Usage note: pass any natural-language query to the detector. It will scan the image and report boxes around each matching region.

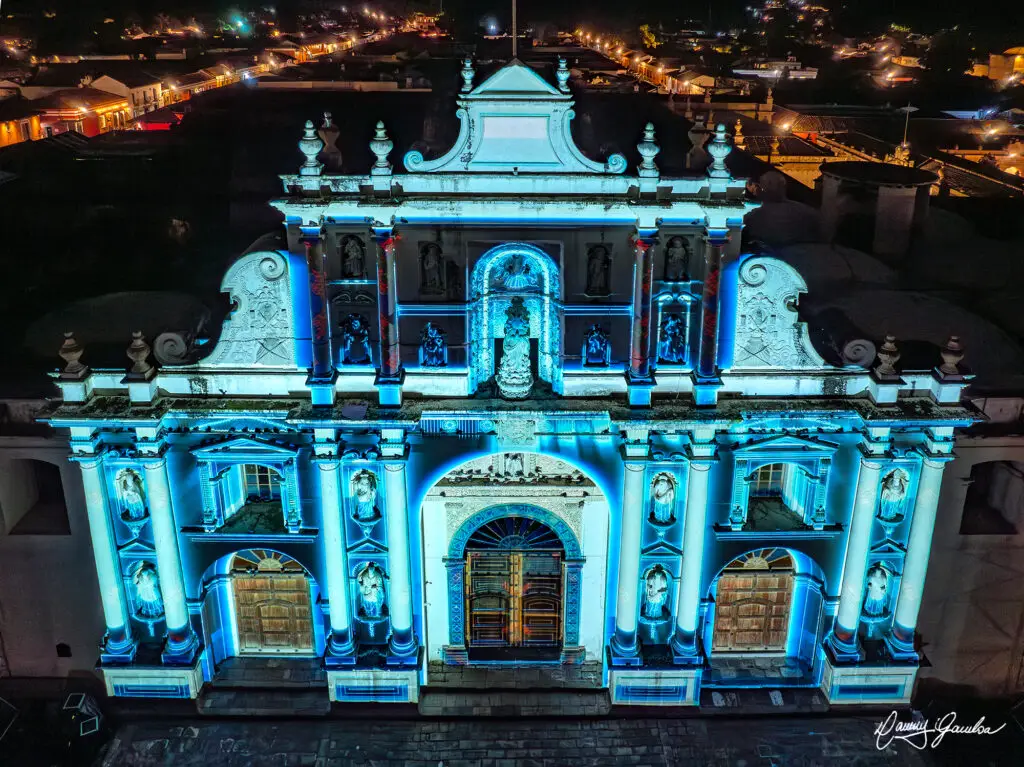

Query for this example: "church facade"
[47,60,975,707]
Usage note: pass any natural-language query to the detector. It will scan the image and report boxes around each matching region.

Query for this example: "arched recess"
[198,548,324,673]
[445,504,583,662]
[703,547,827,686]
[468,242,563,394]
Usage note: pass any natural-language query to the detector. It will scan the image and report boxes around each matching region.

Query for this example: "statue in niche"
[340,313,372,364]
[340,236,366,279]
[350,470,380,522]
[642,566,670,619]
[357,562,386,618]
[664,237,690,282]
[420,243,445,294]
[879,468,910,521]
[495,297,534,399]
[658,313,687,363]
[651,473,677,524]
[116,468,148,521]
[419,322,447,367]
[583,324,610,366]
[504,452,525,478]
[862,564,890,617]
[586,246,611,295]
[133,563,164,619]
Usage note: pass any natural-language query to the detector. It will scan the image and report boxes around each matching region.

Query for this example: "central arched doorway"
[465,515,565,659]
[230,549,314,655]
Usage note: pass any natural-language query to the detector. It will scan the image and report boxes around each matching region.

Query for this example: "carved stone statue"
[117,469,148,521]
[651,473,677,524]
[420,243,444,294]
[586,246,611,295]
[350,470,380,522]
[583,324,610,366]
[862,564,890,617]
[494,254,538,291]
[495,297,534,399]
[879,468,910,521]
[504,452,525,477]
[357,562,386,618]
[420,322,447,367]
[664,237,690,281]
[340,313,372,364]
[133,563,164,619]
[642,566,670,619]
[658,313,687,364]
[341,236,366,279]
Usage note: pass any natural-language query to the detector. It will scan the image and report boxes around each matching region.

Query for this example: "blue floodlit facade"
[47,60,975,707]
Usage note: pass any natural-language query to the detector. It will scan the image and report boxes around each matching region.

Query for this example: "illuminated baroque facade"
[48,60,974,707]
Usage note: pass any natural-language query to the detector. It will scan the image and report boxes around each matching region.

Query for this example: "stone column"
[827,453,883,661]
[671,459,713,663]
[697,233,728,379]
[626,232,656,407]
[317,461,356,663]
[384,458,417,663]
[143,459,198,663]
[610,460,646,664]
[887,455,948,659]
[78,456,135,662]
[303,236,332,379]
[374,230,404,407]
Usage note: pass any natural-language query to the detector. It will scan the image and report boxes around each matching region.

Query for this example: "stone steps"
[197,688,331,717]
[418,687,612,717]
[698,687,830,715]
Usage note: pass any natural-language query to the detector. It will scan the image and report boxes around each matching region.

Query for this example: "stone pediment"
[870,538,907,555]
[190,436,298,461]
[733,434,838,457]
[403,60,626,175]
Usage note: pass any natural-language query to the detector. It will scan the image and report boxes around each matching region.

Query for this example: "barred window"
[751,464,785,497]
[243,464,282,501]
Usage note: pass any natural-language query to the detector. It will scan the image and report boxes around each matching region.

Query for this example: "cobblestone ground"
[99,716,949,767]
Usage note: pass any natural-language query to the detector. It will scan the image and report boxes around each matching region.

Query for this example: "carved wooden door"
[712,570,792,652]
[466,551,562,649]
[233,572,314,654]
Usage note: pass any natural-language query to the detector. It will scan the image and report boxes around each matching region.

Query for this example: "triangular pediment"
[118,538,156,556]
[348,537,387,555]
[191,436,298,460]
[734,434,838,456]
[642,540,683,557]
[194,416,289,432]
[468,60,562,98]
[870,538,907,555]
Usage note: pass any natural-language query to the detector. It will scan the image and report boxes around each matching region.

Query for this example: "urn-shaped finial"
[637,122,660,178]
[298,119,324,176]
[939,335,965,376]
[369,120,393,176]
[875,335,901,378]
[127,331,154,377]
[59,331,87,378]
[707,123,732,179]
[556,57,570,92]
[461,57,475,92]
[733,118,745,149]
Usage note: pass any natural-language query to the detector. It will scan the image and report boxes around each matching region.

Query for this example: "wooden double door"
[232,571,314,654]
[466,550,563,652]
[712,569,793,653]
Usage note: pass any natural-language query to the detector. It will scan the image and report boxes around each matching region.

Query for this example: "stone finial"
[318,111,342,170]
[298,119,324,176]
[59,332,87,378]
[637,122,660,178]
[369,120,393,176]
[684,98,693,120]
[875,335,901,378]
[939,336,965,376]
[707,123,732,179]
[770,135,780,156]
[460,57,475,92]
[734,118,745,150]
[556,57,570,93]
[126,331,154,378]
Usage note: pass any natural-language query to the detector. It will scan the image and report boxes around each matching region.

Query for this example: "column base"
[375,369,406,408]
[608,634,642,667]
[387,631,419,667]
[825,630,863,664]
[670,631,705,666]
[560,646,586,664]
[624,370,656,408]
[691,373,723,407]
[161,630,200,666]
[884,625,919,661]
[325,631,358,667]
[100,629,137,665]
[307,370,338,406]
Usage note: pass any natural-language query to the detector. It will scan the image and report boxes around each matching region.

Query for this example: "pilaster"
[626,229,657,408]
[373,228,404,407]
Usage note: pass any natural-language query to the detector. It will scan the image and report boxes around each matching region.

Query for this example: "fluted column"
[626,231,657,407]
[827,452,883,661]
[317,461,356,663]
[887,455,949,659]
[374,229,404,407]
[78,456,135,662]
[671,459,713,663]
[143,459,198,663]
[610,460,646,664]
[384,458,417,662]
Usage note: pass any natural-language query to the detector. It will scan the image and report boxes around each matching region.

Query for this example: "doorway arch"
[446,504,583,662]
